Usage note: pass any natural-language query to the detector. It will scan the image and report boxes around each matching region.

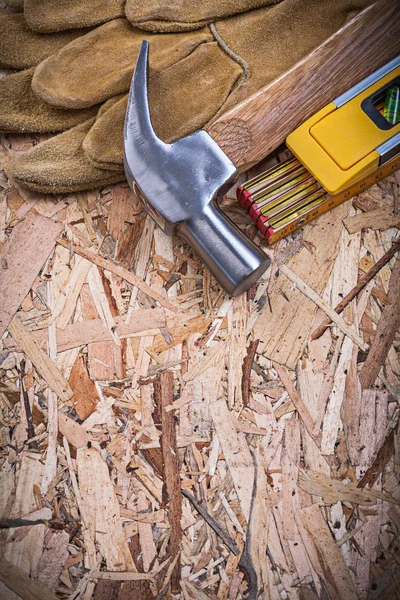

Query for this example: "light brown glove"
[5,20,240,192]
[24,0,125,32]
[125,0,281,32]
[211,0,372,116]
[6,0,373,194]
[0,14,91,69]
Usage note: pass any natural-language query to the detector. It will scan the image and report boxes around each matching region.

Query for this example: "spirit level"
[238,56,400,245]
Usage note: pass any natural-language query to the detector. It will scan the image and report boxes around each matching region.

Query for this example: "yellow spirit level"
[238,56,400,244]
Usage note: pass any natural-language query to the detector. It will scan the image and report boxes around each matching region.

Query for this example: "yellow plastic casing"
[286,66,400,194]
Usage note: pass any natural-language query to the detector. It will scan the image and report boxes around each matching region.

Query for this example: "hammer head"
[123,41,237,235]
[124,41,270,297]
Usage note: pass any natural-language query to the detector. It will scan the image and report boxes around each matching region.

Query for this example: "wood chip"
[254,204,349,368]
[295,504,358,600]
[343,205,400,233]
[0,557,59,600]
[77,447,136,572]
[8,316,73,402]
[0,212,62,337]
[359,253,400,389]
[155,370,182,593]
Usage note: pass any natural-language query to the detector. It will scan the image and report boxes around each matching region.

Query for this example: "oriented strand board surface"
[1,132,400,599]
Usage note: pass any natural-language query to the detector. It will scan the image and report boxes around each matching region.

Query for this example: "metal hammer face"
[123,41,270,297]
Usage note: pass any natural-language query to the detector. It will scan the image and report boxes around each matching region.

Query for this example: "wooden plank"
[312,239,400,340]
[0,212,62,337]
[210,396,254,522]
[298,470,397,506]
[68,354,100,420]
[36,531,69,592]
[154,370,182,593]
[273,362,315,440]
[297,358,330,475]
[279,263,366,352]
[343,206,400,234]
[57,410,92,449]
[51,254,92,330]
[3,308,166,353]
[0,456,50,600]
[227,295,247,410]
[207,0,400,170]
[81,281,124,381]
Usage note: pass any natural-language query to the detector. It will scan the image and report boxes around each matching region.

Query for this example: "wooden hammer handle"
[206,0,400,171]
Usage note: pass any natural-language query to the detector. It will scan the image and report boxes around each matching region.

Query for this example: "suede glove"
[91,0,373,168]
[6,20,241,192]
[0,14,91,69]
[5,0,373,194]
[83,41,242,170]
[24,0,125,33]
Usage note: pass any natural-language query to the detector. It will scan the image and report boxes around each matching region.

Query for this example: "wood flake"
[0,212,62,337]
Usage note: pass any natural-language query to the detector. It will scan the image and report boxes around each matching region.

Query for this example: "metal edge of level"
[333,55,400,107]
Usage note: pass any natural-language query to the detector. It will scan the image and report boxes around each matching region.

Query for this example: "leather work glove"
[4,18,240,192]
[84,0,373,172]
[82,42,241,171]
[2,0,372,194]
[0,14,91,69]
[23,0,125,32]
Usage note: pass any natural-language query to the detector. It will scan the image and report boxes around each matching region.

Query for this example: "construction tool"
[124,41,270,297]
[238,56,400,245]
[123,0,399,296]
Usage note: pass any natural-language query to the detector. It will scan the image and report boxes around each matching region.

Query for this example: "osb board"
[1,134,400,600]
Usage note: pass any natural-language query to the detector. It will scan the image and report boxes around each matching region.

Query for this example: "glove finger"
[9,117,125,194]
[24,0,125,33]
[83,42,242,170]
[125,0,282,33]
[32,19,213,109]
[0,14,91,69]
[0,68,99,133]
